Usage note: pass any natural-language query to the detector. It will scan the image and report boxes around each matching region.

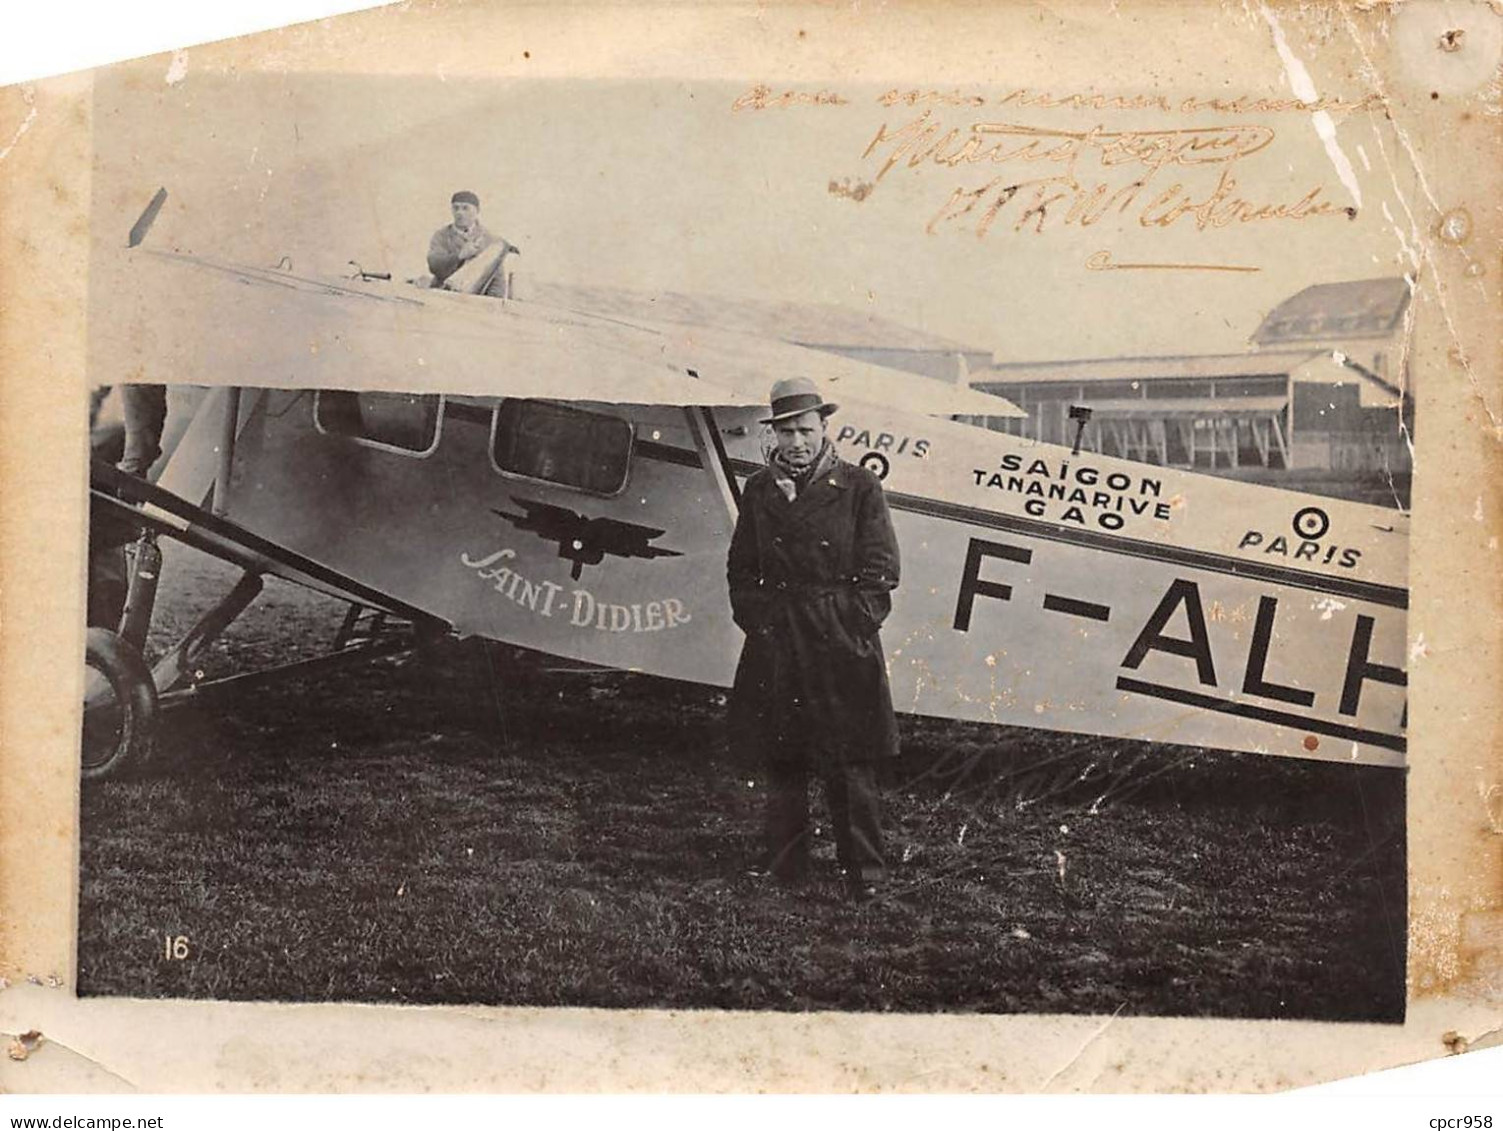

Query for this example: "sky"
[88,22,1425,365]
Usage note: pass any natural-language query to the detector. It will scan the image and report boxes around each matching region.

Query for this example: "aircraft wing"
[523,296,1026,419]
[90,246,1024,419]
[90,247,757,408]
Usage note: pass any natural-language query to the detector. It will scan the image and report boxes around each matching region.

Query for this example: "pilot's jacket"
[727,457,901,765]
[427,221,496,286]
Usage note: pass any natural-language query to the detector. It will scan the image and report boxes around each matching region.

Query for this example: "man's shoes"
[746,856,808,885]
[846,876,882,903]
[840,863,887,903]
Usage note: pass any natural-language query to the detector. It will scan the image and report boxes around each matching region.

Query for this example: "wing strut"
[212,387,243,515]
[683,405,740,524]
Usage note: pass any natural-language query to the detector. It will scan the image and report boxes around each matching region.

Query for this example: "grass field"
[76,545,1406,1020]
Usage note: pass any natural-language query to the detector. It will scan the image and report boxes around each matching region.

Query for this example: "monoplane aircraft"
[82,196,1409,779]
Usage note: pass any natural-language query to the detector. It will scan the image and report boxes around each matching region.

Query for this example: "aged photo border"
[3,0,1501,1092]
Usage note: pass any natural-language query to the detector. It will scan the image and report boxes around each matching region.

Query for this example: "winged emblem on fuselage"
[491,497,683,580]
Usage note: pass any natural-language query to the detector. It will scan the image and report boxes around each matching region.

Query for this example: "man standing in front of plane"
[727,377,902,902]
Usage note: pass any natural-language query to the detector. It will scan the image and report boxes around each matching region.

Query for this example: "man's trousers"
[765,754,885,884]
[120,384,168,477]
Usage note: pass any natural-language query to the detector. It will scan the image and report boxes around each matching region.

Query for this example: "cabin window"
[313,391,444,456]
[490,400,633,496]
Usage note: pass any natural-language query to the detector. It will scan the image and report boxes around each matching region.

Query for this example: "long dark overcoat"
[727,457,902,765]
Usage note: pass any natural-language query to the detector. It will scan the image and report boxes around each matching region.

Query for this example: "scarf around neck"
[771,438,837,501]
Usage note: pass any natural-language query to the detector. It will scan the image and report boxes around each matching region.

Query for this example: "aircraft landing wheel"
[81,627,159,781]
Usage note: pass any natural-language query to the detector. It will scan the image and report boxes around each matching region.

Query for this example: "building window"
[490,400,633,496]
[313,391,444,456]
[1211,376,1287,398]
[1146,380,1213,399]
[1083,380,1145,400]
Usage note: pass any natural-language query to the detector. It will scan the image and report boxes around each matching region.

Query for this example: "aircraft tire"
[81,627,159,781]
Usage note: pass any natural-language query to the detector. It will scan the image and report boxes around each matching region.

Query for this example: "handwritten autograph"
[863,115,1275,179]
[862,113,1349,238]
[728,85,1366,252]
[921,168,1344,237]
[731,83,1383,115]
[878,88,1384,115]
[732,85,849,111]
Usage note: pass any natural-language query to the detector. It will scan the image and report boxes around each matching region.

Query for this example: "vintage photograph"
[71,44,1424,1024]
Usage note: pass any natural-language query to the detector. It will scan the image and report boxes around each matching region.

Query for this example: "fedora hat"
[761,377,838,424]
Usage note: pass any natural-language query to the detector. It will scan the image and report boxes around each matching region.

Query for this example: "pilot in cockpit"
[425,190,516,297]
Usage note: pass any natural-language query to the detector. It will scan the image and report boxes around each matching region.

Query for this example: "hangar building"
[967,277,1413,479]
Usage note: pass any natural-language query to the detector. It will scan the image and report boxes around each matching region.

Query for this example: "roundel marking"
[1292,506,1330,541]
